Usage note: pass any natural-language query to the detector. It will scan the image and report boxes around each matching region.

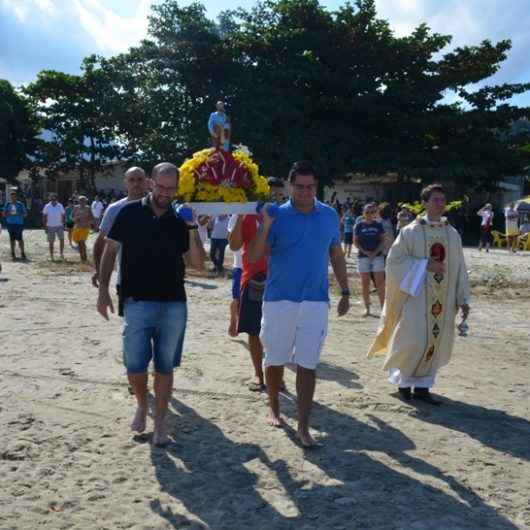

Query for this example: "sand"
[0,230,529,530]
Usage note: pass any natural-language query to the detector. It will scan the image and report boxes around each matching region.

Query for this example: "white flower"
[233,144,252,157]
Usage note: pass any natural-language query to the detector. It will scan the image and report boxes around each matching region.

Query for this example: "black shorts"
[66,221,74,229]
[344,232,353,245]
[237,274,266,336]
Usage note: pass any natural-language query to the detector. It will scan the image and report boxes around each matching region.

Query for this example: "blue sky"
[1,0,529,107]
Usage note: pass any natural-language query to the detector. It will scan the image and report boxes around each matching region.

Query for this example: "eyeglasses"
[153,182,178,194]
[293,184,316,192]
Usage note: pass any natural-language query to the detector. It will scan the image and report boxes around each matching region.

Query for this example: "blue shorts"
[123,299,187,374]
[7,224,24,242]
[232,267,242,300]
[358,255,385,274]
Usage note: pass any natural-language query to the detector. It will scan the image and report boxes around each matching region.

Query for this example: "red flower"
[194,150,251,189]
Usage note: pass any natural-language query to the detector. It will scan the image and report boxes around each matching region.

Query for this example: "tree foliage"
[0,79,39,183]
[22,0,530,191]
[24,64,125,191]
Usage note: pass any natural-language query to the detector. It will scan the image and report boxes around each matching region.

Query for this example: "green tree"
[64,0,530,191]
[25,64,125,192]
[0,80,39,183]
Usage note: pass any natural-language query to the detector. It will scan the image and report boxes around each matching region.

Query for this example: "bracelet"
[341,288,351,297]
[187,224,199,230]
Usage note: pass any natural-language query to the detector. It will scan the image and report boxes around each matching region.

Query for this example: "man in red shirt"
[228,177,285,391]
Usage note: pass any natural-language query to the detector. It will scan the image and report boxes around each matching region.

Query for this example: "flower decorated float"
[176,102,270,215]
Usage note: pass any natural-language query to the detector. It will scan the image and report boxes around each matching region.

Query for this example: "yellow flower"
[177,146,270,203]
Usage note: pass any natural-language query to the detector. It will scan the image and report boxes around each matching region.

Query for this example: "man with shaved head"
[92,166,148,288]
[97,162,205,445]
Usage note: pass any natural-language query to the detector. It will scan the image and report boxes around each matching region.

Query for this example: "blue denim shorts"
[358,255,385,274]
[231,267,242,300]
[122,299,187,374]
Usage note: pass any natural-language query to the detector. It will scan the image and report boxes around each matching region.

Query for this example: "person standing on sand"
[91,167,148,288]
[91,195,104,232]
[354,203,386,317]
[504,202,519,253]
[477,203,494,252]
[64,199,75,247]
[42,193,65,261]
[72,196,94,262]
[2,190,28,261]
[341,206,355,258]
[97,162,205,446]
[368,184,470,405]
[210,215,229,276]
[248,161,350,447]
[228,177,286,392]
[227,214,243,338]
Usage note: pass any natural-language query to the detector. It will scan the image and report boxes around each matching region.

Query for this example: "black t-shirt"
[108,197,190,302]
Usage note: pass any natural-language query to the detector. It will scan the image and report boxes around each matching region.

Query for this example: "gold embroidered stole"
[413,221,449,377]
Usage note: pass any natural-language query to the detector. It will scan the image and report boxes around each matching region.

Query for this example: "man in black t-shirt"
[97,162,205,446]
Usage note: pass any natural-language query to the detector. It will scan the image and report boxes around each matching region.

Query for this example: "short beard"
[152,194,170,211]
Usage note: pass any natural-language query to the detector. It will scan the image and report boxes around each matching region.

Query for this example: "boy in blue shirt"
[3,190,27,260]
[247,161,351,447]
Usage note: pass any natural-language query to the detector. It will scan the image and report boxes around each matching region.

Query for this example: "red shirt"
[241,214,268,288]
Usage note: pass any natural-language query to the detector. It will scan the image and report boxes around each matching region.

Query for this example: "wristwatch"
[341,288,351,297]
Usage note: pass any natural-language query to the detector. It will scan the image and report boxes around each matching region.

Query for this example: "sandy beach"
[1,230,529,530]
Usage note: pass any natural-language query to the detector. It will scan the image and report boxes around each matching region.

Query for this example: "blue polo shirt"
[265,199,340,303]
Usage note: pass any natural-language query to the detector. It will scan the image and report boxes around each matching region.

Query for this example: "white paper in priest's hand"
[400,259,428,297]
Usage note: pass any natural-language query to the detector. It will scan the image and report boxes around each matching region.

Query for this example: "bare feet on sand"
[362,309,371,318]
[130,407,147,433]
[266,409,282,427]
[153,421,169,446]
[297,429,320,448]
[228,320,238,337]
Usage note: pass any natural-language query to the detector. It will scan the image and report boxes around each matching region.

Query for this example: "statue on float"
[208,101,231,152]
[176,100,269,215]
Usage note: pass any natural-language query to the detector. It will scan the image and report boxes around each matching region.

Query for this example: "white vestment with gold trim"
[367,216,470,388]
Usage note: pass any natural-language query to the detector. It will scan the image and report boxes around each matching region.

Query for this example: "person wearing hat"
[477,203,494,252]
[42,193,66,260]
[72,196,94,261]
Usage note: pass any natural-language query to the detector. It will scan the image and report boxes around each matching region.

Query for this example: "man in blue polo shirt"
[248,160,351,447]
[2,190,28,260]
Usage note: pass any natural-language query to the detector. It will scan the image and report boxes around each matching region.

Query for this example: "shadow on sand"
[148,396,518,529]
[411,397,530,463]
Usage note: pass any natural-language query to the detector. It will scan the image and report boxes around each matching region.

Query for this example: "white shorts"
[260,301,329,370]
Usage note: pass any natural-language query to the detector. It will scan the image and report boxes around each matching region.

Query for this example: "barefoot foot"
[266,410,282,428]
[228,320,238,337]
[130,407,147,433]
[297,430,320,448]
[153,422,169,446]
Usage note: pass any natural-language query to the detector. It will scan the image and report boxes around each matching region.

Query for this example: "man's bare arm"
[92,232,111,287]
[330,243,351,317]
[97,239,119,320]
[247,206,273,263]
[330,244,349,291]
[228,215,244,251]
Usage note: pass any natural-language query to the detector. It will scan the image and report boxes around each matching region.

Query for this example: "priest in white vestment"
[368,184,470,404]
